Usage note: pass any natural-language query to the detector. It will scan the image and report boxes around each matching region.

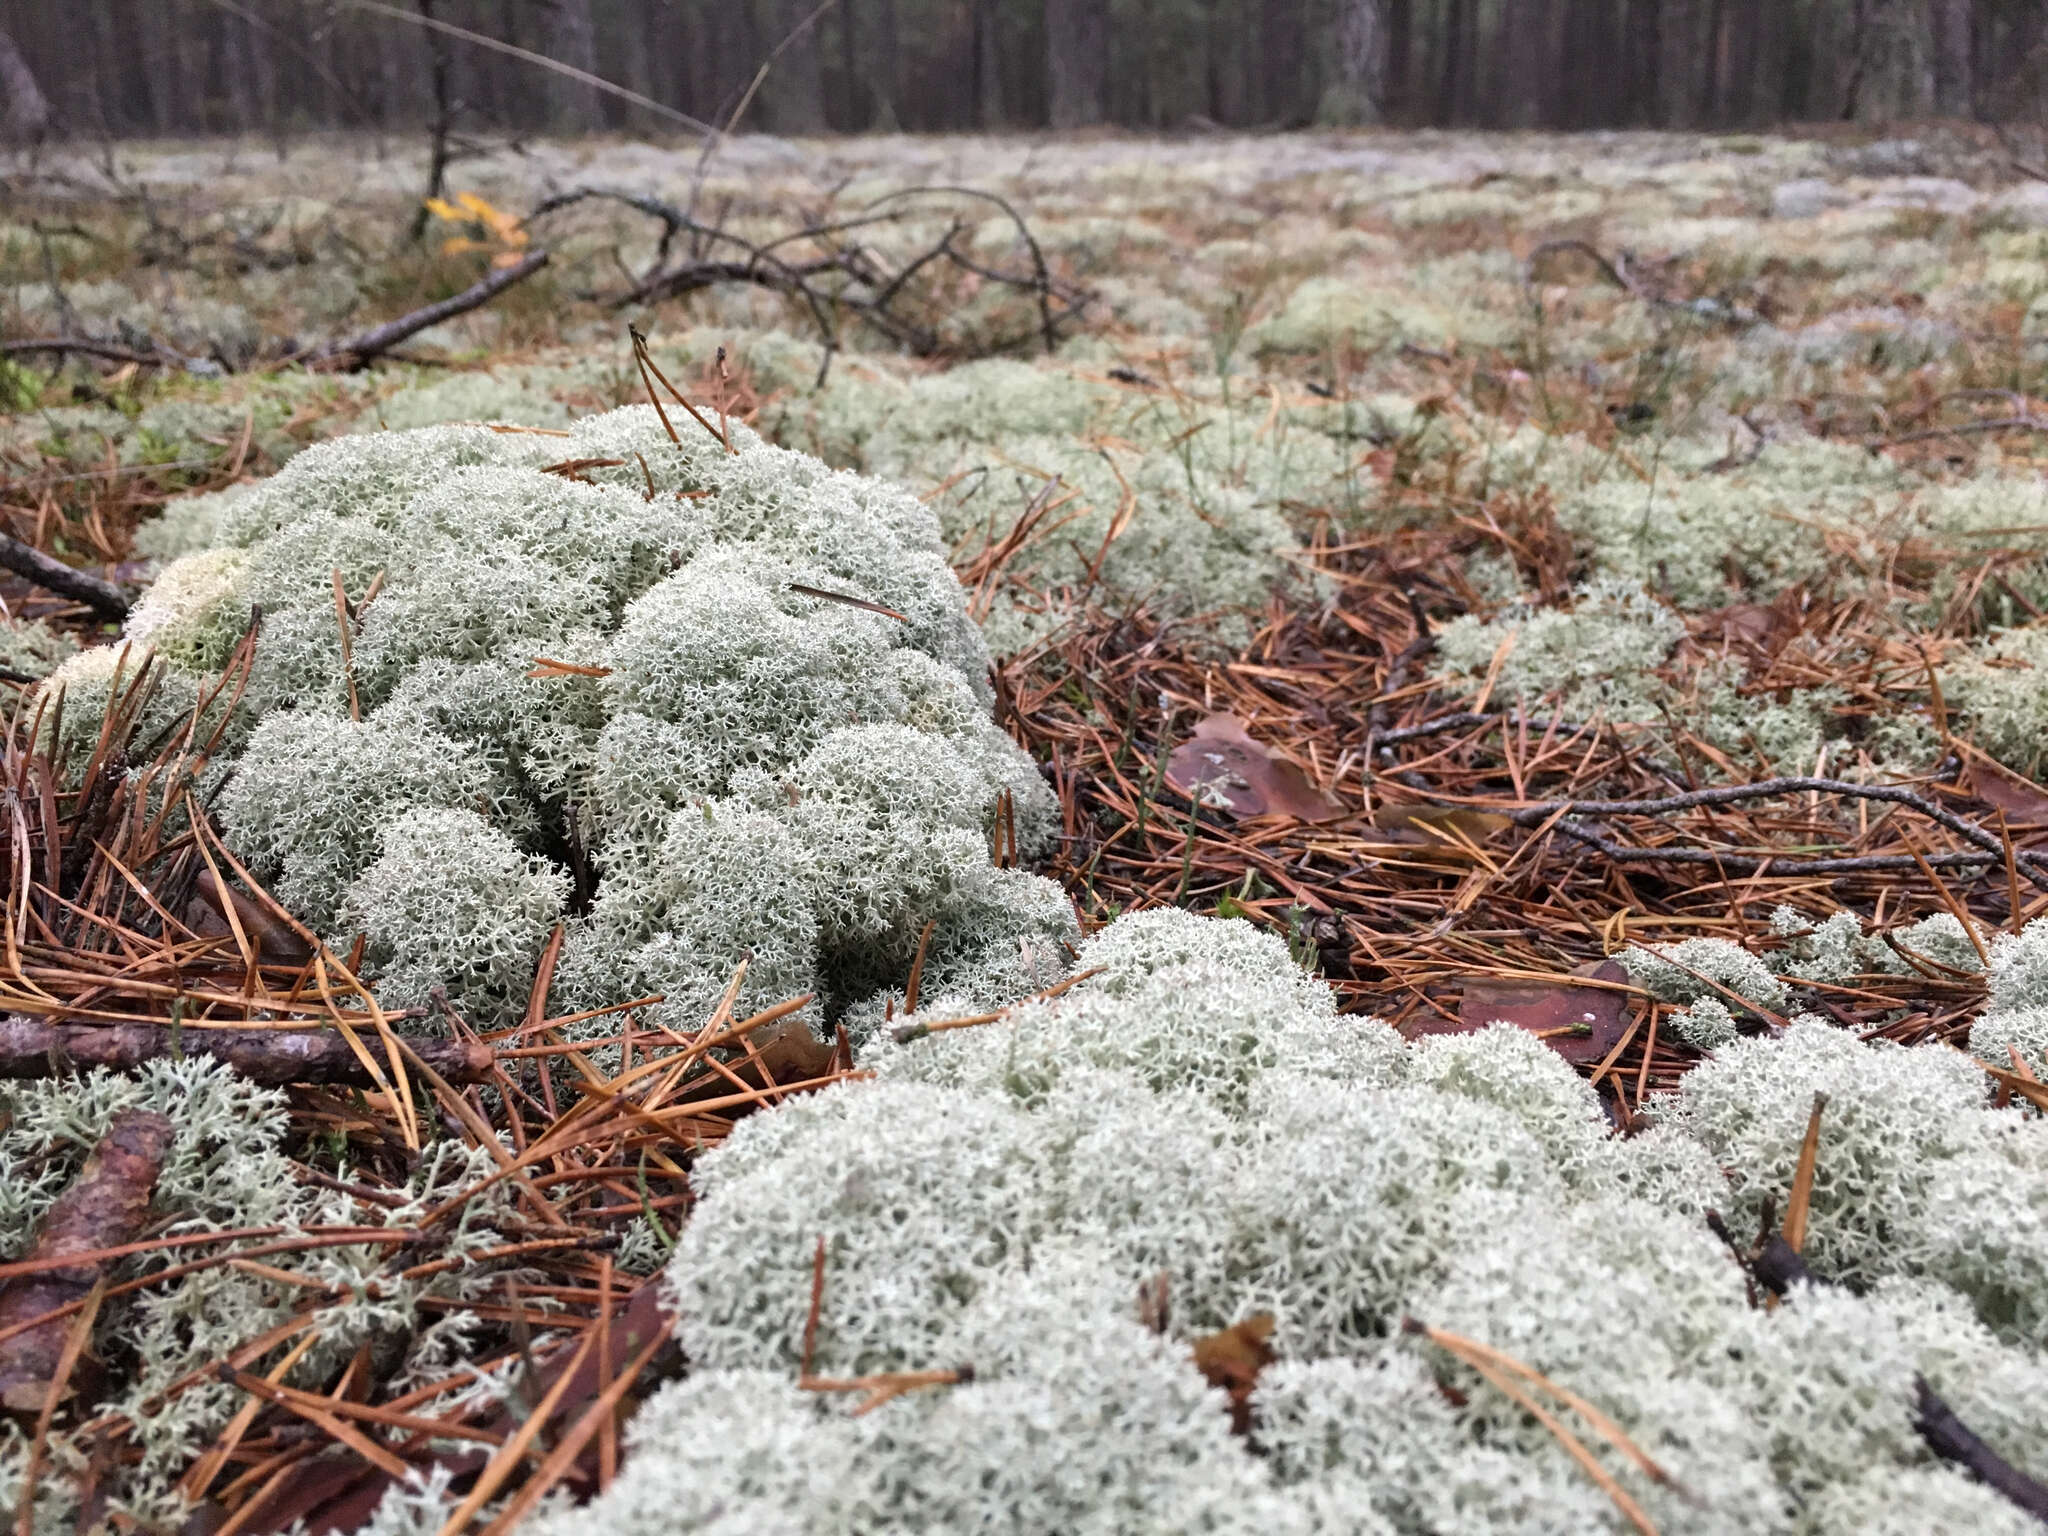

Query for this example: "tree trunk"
[1046,0,1108,127]
[872,0,900,127]
[756,0,829,133]
[1435,0,1475,124]
[1496,0,1552,128]
[974,0,1006,127]
[546,0,602,132]
[1623,0,1662,124]
[0,21,51,141]
[1930,0,1973,118]
[1656,0,1699,126]
[1851,0,1934,121]
[1260,0,1305,123]
[1383,0,1412,120]
[1319,0,1387,124]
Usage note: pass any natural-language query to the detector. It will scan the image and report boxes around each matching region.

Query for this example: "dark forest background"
[0,0,2043,145]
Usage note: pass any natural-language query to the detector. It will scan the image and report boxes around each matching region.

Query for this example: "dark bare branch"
[0,532,132,620]
[303,250,549,370]
[0,1018,495,1087]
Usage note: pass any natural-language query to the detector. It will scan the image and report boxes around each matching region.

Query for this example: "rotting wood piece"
[0,1018,494,1086]
[0,1109,172,1414]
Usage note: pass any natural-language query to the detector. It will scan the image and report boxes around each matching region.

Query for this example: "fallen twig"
[1498,776,2048,890]
[0,1017,495,1086]
[0,336,167,367]
[0,531,131,619]
[302,250,549,370]
[1710,1148,2048,1526]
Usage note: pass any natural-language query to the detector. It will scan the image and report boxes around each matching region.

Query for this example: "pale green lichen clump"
[94,408,1072,1033]
[511,908,2048,1536]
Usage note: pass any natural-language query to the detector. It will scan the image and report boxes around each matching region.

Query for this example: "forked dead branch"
[525,185,1091,379]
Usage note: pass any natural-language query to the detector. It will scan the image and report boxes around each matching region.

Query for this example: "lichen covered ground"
[5,125,2048,1533]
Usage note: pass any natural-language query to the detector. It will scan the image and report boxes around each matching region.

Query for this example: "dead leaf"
[1961,753,2048,827]
[1192,1313,1276,1435]
[675,1019,836,1103]
[1165,715,1342,823]
[1695,602,1787,650]
[1370,804,1514,845]
[185,867,312,964]
[1405,959,1632,1067]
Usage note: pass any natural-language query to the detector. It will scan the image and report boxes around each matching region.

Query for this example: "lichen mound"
[521,909,2048,1536]
[106,408,1070,1032]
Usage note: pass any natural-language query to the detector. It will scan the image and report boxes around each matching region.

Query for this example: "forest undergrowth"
[3,123,2048,1534]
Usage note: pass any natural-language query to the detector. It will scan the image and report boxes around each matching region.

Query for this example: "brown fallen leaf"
[1165,715,1342,823]
[1192,1312,1276,1435]
[1694,601,1788,650]
[1404,959,1633,1067]
[184,866,313,964]
[1370,804,1515,843]
[1960,752,2048,827]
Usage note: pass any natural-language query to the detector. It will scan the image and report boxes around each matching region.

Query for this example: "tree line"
[1,0,2043,145]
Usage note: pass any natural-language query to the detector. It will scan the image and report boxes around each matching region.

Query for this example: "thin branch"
[0,1017,495,1086]
[1494,776,2048,889]
[302,249,548,369]
[0,532,131,619]
[330,0,723,138]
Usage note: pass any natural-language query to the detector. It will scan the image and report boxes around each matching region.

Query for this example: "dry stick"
[304,250,549,370]
[0,337,167,366]
[903,918,936,1016]
[331,567,361,721]
[1493,774,2048,889]
[1780,1094,1826,1259]
[890,967,1105,1044]
[1709,1174,2048,1525]
[0,532,130,620]
[788,582,909,622]
[714,0,840,140]
[0,1016,493,1085]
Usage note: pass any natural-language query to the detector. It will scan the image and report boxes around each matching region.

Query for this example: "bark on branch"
[0,1110,171,1414]
[0,1018,494,1087]
[303,250,550,370]
[0,532,132,620]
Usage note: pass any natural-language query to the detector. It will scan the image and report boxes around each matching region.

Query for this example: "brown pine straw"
[1404,1317,1682,1536]
[0,641,868,1529]
[990,503,2044,1113]
[796,1234,972,1417]
[1781,1094,1828,1258]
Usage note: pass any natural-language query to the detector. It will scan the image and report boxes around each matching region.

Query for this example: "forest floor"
[3,121,2048,1527]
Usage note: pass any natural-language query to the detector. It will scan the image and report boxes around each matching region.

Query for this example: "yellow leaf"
[441,236,487,256]
[423,197,466,223]
[491,250,527,269]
